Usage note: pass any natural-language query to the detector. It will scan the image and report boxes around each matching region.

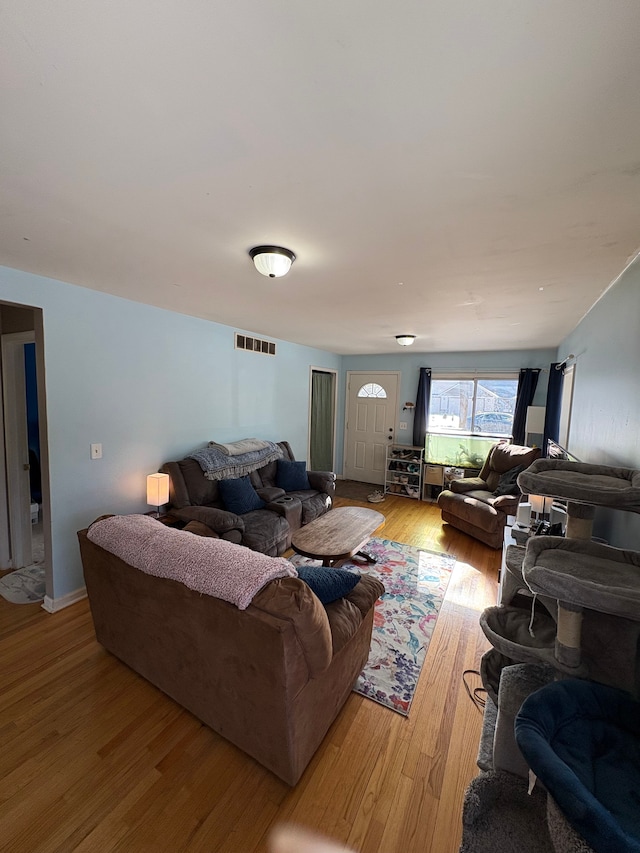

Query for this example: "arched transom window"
[357,382,387,398]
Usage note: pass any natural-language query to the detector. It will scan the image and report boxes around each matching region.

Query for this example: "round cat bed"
[522,536,640,621]
[480,604,561,670]
[515,678,640,853]
[518,460,640,512]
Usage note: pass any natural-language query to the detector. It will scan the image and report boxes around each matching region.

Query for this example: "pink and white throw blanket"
[87,514,297,610]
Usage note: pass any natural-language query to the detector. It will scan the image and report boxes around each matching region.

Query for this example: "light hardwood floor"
[0,495,500,853]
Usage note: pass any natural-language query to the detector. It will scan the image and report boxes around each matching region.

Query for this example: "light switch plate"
[399,422,408,430]
[90,443,102,459]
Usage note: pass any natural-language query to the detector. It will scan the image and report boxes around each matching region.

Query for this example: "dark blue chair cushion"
[295,566,360,604]
[218,475,265,515]
[276,459,310,491]
[515,678,640,853]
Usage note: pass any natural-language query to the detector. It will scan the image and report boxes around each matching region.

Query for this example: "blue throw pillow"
[218,476,265,514]
[295,566,360,604]
[276,459,311,491]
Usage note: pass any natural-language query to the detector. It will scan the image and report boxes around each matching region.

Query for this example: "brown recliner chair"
[437,441,541,549]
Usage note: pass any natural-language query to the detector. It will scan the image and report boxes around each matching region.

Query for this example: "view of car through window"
[428,377,517,436]
[468,412,513,434]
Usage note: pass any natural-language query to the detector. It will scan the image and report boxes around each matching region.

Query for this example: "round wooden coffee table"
[290,506,385,567]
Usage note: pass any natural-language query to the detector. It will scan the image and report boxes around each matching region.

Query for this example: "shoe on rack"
[367,490,386,503]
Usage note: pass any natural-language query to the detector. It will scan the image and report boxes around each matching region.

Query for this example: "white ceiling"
[1,1,640,355]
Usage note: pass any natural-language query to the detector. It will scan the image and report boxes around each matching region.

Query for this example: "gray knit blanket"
[189,441,283,481]
[209,438,270,456]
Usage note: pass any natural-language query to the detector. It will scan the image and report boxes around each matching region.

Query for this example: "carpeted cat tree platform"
[460,459,640,853]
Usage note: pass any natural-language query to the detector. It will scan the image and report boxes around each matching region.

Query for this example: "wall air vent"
[235,333,277,356]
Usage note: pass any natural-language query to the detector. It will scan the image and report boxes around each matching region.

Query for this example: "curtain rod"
[555,353,577,370]
[431,367,547,374]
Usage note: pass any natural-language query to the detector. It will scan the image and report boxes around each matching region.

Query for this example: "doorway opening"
[0,302,50,606]
[308,368,337,472]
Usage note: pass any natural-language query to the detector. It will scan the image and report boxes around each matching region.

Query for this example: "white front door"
[344,372,399,484]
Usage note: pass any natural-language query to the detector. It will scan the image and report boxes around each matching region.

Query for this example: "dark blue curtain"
[24,343,42,503]
[511,368,540,445]
[543,363,564,455]
[413,368,431,448]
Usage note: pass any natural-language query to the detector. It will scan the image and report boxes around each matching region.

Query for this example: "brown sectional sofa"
[78,517,384,786]
[161,440,335,556]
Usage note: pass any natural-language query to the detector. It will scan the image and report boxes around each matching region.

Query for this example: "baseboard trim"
[42,586,87,613]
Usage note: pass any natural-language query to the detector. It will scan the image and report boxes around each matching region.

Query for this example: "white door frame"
[1,331,34,569]
[343,370,400,483]
[0,351,10,568]
[559,364,575,449]
[307,366,338,470]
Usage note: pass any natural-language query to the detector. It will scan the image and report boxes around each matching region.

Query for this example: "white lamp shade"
[396,335,416,346]
[529,494,547,515]
[249,246,295,277]
[147,473,169,507]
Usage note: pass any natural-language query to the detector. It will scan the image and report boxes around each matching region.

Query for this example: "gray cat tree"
[460,458,640,853]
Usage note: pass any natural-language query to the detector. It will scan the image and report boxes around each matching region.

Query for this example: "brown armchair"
[437,441,541,549]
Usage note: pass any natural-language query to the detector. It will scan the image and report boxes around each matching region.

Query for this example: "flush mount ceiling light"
[395,335,416,346]
[249,245,296,278]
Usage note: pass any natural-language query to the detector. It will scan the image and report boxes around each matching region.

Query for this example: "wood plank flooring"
[0,495,500,852]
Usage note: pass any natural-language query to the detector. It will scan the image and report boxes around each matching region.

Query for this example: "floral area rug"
[0,565,46,604]
[289,537,455,715]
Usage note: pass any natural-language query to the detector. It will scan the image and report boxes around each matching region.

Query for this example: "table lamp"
[147,472,169,518]
[529,494,548,521]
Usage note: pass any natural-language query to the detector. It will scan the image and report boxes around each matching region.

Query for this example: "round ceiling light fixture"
[249,245,296,278]
[395,334,416,346]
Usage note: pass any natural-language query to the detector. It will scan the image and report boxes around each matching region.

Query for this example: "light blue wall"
[559,256,640,548]
[342,348,556,444]
[0,266,341,599]
[0,261,577,603]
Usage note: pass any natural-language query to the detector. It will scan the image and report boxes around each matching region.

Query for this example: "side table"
[146,511,185,529]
